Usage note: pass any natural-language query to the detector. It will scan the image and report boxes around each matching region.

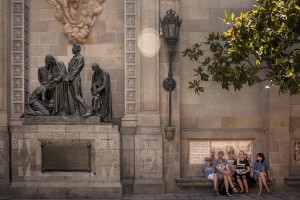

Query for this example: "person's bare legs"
[258,177,262,195]
[213,174,218,191]
[260,173,270,192]
[236,176,244,192]
[242,175,249,194]
[224,176,229,193]
[227,175,238,192]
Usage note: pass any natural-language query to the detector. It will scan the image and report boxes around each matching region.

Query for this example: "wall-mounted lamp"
[160,9,181,140]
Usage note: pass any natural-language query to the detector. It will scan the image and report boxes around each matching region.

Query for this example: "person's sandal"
[258,191,261,196]
[240,189,244,194]
[232,186,238,193]
[245,191,249,195]
[266,187,270,192]
[226,192,232,197]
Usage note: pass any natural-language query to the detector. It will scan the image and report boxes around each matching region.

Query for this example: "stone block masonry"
[9,124,122,199]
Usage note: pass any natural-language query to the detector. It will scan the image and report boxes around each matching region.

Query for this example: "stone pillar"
[131,0,164,194]
[268,86,290,190]
[0,0,10,195]
[10,0,30,125]
[121,0,139,194]
[122,0,138,127]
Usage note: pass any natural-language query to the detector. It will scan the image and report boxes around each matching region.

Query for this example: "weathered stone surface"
[133,178,164,195]
[0,127,9,195]
[9,124,121,199]
[24,116,104,125]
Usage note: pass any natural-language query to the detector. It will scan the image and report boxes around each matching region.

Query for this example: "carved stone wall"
[10,125,122,199]
[10,0,29,123]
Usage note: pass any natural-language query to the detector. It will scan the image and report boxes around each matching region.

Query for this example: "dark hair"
[256,153,265,163]
[45,54,55,63]
[73,44,81,52]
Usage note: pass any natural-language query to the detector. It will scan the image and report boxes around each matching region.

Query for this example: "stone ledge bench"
[284,176,300,191]
[175,177,272,189]
[175,177,213,188]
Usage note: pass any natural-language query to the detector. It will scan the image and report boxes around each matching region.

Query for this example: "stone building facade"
[0,0,299,198]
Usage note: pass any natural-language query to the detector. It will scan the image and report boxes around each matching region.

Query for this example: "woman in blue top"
[253,153,272,195]
[201,157,218,194]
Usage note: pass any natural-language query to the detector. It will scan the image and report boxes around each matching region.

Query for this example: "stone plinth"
[24,116,103,125]
[9,124,122,199]
[133,127,164,194]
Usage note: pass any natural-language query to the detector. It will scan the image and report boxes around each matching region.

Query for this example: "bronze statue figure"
[65,44,92,117]
[20,65,53,117]
[21,46,113,121]
[91,63,112,122]
[45,54,68,115]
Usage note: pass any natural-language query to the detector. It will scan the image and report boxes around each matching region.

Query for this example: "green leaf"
[256,60,261,66]
[183,0,300,95]
[223,10,228,22]
[230,12,235,21]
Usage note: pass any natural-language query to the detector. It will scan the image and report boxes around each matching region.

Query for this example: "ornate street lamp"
[160,9,181,140]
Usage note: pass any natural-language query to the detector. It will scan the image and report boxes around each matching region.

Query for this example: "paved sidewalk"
[1,192,300,200]
[123,192,300,200]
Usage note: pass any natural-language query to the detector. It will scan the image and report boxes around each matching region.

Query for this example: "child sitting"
[201,157,218,195]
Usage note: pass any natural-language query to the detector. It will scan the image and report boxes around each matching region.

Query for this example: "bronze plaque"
[41,143,91,172]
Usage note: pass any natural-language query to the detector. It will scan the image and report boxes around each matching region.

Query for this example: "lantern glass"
[168,23,176,38]
[163,24,169,38]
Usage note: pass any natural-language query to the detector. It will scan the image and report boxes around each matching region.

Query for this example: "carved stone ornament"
[48,0,105,44]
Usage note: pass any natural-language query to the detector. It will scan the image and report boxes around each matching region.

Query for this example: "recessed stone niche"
[189,140,253,165]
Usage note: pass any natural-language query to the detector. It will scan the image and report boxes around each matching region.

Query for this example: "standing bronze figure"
[46,54,68,115]
[91,63,112,122]
[65,44,92,117]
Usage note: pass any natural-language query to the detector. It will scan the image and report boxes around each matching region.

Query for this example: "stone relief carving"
[13,53,22,63]
[13,16,22,26]
[126,78,135,89]
[126,66,135,76]
[126,53,135,63]
[126,28,135,38]
[126,91,135,101]
[13,41,22,51]
[123,0,137,119]
[13,3,22,13]
[127,104,135,114]
[13,28,22,38]
[126,41,135,51]
[294,141,300,162]
[126,3,135,13]
[47,0,105,44]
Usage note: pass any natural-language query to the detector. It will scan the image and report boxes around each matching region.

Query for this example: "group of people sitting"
[201,150,272,197]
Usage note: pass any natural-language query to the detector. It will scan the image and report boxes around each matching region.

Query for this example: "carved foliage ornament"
[48,0,105,44]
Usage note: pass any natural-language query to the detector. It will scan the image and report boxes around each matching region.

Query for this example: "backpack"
[218,181,233,195]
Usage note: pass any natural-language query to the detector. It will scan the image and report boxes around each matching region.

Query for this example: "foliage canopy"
[182,0,300,95]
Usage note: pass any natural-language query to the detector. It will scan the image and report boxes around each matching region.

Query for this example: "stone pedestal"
[9,124,122,199]
[133,127,164,194]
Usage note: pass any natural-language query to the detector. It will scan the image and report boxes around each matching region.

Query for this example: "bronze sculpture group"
[21,44,112,122]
